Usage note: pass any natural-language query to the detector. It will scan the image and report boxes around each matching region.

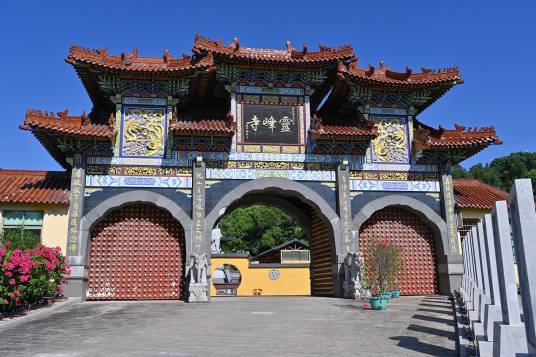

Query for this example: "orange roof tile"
[21,109,115,139]
[453,179,509,210]
[193,34,355,64]
[66,45,213,74]
[0,170,70,205]
[414,124,501,150]
[309,114,377,140]
[342,61,463,87]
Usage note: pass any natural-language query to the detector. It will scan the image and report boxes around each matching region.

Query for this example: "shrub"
[364,236,404,295]
[2,228,41,250]
[0,241,70,311]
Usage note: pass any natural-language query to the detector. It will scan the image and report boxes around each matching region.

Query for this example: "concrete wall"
[0,203,69,253]
[210,256,310,296]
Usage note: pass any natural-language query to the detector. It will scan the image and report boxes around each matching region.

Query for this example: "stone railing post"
[508,179,536,355]
[491,200,527,356]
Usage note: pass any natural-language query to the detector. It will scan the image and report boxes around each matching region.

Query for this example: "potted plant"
[386,242,404,298]
[363,236,403,310]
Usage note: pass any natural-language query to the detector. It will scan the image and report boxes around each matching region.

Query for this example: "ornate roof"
[308,114,377,140]
[193,34,355,65]
[20,109,115,168]
[66,45,214,74]
[170,113,236,136]
[0,170,70,205]
[413,123,502,164]
[21,109,115,139]
[453,179,509,210]
[343,61,463,88]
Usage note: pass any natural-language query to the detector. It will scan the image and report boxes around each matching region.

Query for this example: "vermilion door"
[87,204,185,300]
[359,207,438,295]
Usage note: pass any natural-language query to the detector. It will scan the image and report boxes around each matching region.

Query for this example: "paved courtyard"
[0,295,456,357]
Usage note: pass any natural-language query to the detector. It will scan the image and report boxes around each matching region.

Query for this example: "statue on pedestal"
[343,252,364,299]
[211,226,222,254]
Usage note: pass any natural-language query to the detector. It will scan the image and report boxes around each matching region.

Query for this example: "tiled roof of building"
[453,178,509,210]
[0,170,70,205]
[308,115,377,140]
[415,124,501,149]
[193,34,355,65]
[66,45,214,74]
[342,61,463,87]
[21,109,115,139]
[413,123,502,163]
[170,109,235,136]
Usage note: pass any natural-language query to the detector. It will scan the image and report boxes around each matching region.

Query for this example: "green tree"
[218,204,305,256]
[452,152,536,197]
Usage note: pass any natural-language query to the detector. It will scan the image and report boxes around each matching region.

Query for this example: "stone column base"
[63,265,87,299]
[187,282,208,303]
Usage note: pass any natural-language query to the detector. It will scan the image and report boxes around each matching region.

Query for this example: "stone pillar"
[438,163,463,292]
[491,200,527,356]
[509,179,536,355]
[63,154,87,298]
[187,157,208,302]
[337,161,354,298]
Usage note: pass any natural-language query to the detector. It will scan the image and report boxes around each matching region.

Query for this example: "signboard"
[242,104,299,145]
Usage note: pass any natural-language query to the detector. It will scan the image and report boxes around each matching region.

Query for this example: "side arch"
[352,195,449,258]
[79,190,193,266]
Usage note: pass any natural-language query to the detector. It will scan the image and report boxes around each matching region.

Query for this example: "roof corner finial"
[303,44,308,54]
[163,49,169,63]
[121,50,126,63]
[286,40,292,50]
[130,48,138,58]
[233,37,240,52]
[379,60,386,69]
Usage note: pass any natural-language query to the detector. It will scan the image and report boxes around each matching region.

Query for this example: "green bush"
[2,228,41,250]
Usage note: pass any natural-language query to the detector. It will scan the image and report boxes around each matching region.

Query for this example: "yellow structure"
[210,255,310,296]
[0,203,69,252]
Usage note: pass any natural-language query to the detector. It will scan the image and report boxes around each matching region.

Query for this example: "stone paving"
[0,295,457,357]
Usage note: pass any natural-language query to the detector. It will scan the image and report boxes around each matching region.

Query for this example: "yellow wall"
[211,256,311,296]
[0,203,69,253]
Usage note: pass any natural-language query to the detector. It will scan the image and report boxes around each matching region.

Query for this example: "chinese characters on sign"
[68,155,85,255]
[442,174,459,254]
[338,168,352,253]
[243,104,299,144]
[192,166,205,254]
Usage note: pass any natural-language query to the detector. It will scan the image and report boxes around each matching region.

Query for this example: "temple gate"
[20,35,501,301]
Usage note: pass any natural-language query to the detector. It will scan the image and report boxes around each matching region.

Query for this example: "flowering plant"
[364,236,404,296]
[0,241,70,311]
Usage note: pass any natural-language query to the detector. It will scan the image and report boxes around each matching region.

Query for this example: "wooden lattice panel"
[359,207,438,295]
[88,204,185,300]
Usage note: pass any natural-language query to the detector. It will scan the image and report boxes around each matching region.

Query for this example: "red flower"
[2,299,8,305]
[20,275,31,283]
[5,271,12,277]
[4,240,11,246]
[8,279,16,285]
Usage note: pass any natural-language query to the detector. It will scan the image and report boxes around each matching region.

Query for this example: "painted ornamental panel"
[369,116,410,164]
[121,106,167,158]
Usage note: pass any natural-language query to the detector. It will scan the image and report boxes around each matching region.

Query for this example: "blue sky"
[0,1,534,170]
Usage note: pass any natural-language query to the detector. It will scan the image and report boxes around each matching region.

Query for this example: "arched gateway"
[20,35,501,301]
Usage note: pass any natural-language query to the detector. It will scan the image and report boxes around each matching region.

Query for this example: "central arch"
[205,177,343,297]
